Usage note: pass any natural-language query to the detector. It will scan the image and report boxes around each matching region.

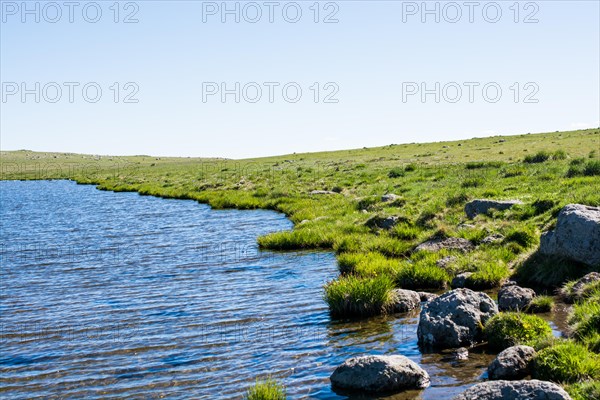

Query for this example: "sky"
[1,0,599,159]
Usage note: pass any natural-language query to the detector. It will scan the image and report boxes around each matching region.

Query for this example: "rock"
[497,285,536,312]
[458,223,476,229]
[391,289,421,313]
[417,288,498,349]
[452,347,469,361]
[310,190,337,195]
[499,139,506,143]
[501,280,518,287]
[487,345,536,380]
[452,380,572,400]
[365,215,409,230]
[330,355,430,393]
[451,272,473,289]
[561,272,600,303]
[436,256,457,269]
[481,233,505,244]
[382,193,401,202]
[464,199,523,219]
[417,292,439,302]
[415,237,474,253]
[539,204,600,267]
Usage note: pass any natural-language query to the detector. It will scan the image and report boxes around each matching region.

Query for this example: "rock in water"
[464,199,523,219]
[539,204,600,267]
[391,289,421,313]
[452,380,572,400]
[497,285,536,311]
[487,345,536,380]
[330,355,430,393]
[417,288,498,348]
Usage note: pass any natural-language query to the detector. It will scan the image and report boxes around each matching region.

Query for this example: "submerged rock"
[497,285,536,311]
[415,237,474,253]
[452,379,572,400]
[330,355,430,393]
[487,345,536,380]
[391,289,421,313]
[539,204,600,267]
[417,288,498,349]
[464,199,523,219]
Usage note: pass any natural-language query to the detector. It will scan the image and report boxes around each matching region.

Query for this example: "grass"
[245,378,286,400]
[566,381,600,400]
[485,312,553,350]
[532,341,600,384]
[525,295,555,313]
[324,275,395,318]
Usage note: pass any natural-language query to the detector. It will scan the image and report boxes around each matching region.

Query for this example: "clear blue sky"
[1,0,599,159]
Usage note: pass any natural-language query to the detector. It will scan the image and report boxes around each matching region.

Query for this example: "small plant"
[446,192,469,207]
[324,275,395,318]
[485,312,553,350]
[533,341,600,383]
[396,263,449,290]
[584,160,600,176]
[245,378,287,400]
[523,150,551,163]
[388,167,405,178]
[404,163,417,172]
[503,227,537,248]
[461,178,483,188]
[526,296,555,313]
[552,149,568,160]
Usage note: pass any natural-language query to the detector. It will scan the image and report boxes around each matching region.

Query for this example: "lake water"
[1,180,499,399]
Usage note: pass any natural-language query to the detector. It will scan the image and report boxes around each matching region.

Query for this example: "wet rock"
[451,272,473,289]
[436,256,457,269]
[452,379,572,400]
[481,233,505,244]
[497,285,536,312]
[415,237,474,253]
[464,199,523,219]
[382,193,401,202]
[539,204,600,267]
[487,345,536,380]
[330,355,430,393]
[391,289,421,313]
[452,347,469,361]
[310,190,338,195]
[417,288,498,349]
[417,292,439,302]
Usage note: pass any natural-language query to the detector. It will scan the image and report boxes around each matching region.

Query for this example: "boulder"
[487,345,536,380]
[417,291,439,302]
[417,288,498,348]
[452,380,572,400]
[415,237,474,253]
[391,289,421,313]
[451,272,473,289]
[539,204,600,267]
[465,199,523,219]
[497,285,536,311]
[382,193,401,202]
[310,190,337,195]
[330,355,430,393]
[481,233,505,244]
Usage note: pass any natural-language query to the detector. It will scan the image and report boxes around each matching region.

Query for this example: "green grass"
[396,263,449,290]
[533,342,600,384]
[485,312,553,350]
[245,378,286,400]
[323,275,395,318]
[525,295,555,313]
[523,150,551,163]
[566,381,600,400]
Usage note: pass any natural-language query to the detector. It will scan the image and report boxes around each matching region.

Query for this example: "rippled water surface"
[1,181,501,399]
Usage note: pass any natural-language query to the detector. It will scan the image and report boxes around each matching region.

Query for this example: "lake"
[1,180,498,399]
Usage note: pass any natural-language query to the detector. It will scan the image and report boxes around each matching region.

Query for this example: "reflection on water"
[0,181,567,399]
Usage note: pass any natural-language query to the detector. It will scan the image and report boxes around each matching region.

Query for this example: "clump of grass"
[465,263,510,289]
[446,192,469,207]
[485,312,553,350]
[258,228,334,250]
[567,159,600,177]
[569,298,600,349]
[566,381,600,400]
[523,150,551,163]
[404,163,417,172]
[525,296,555,313]
[324,275,395,318]
[552,149,568,160]
[465,161,504,169]
[388,167,404,178]
[461,178,483,188]
[503,226,537,248]
[391,223,420,240]
[337,252,399,277]
[245,378,286,400]
[396,263,448,290]
[533,341,600,383]
[515,253,593,289]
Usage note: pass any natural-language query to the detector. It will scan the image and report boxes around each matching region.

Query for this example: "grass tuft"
[324,275,395,318]
[485,312,553,350]
[245,378,286,400]
[533,341,600,383]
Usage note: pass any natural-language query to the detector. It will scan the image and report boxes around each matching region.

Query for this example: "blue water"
[0,180,494,399]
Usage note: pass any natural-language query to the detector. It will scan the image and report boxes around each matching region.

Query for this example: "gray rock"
[415,237,474,253]
[382,193,401,202]
[330,355,430,393]
[451,272,473,289]
[481,233,505,244]
[561,271,600,303]
[391,289,421,313]
[540,204,600,267]
[487,345,536,380]
[436,256,457,269]
[464,199,523,219]
[365,215,409,230]
[417,288,498,349]
[452,380,572,400]
[452,347,469,361]
[497,285,536,311]
[417,292,439,302]
[310,190,337,195]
